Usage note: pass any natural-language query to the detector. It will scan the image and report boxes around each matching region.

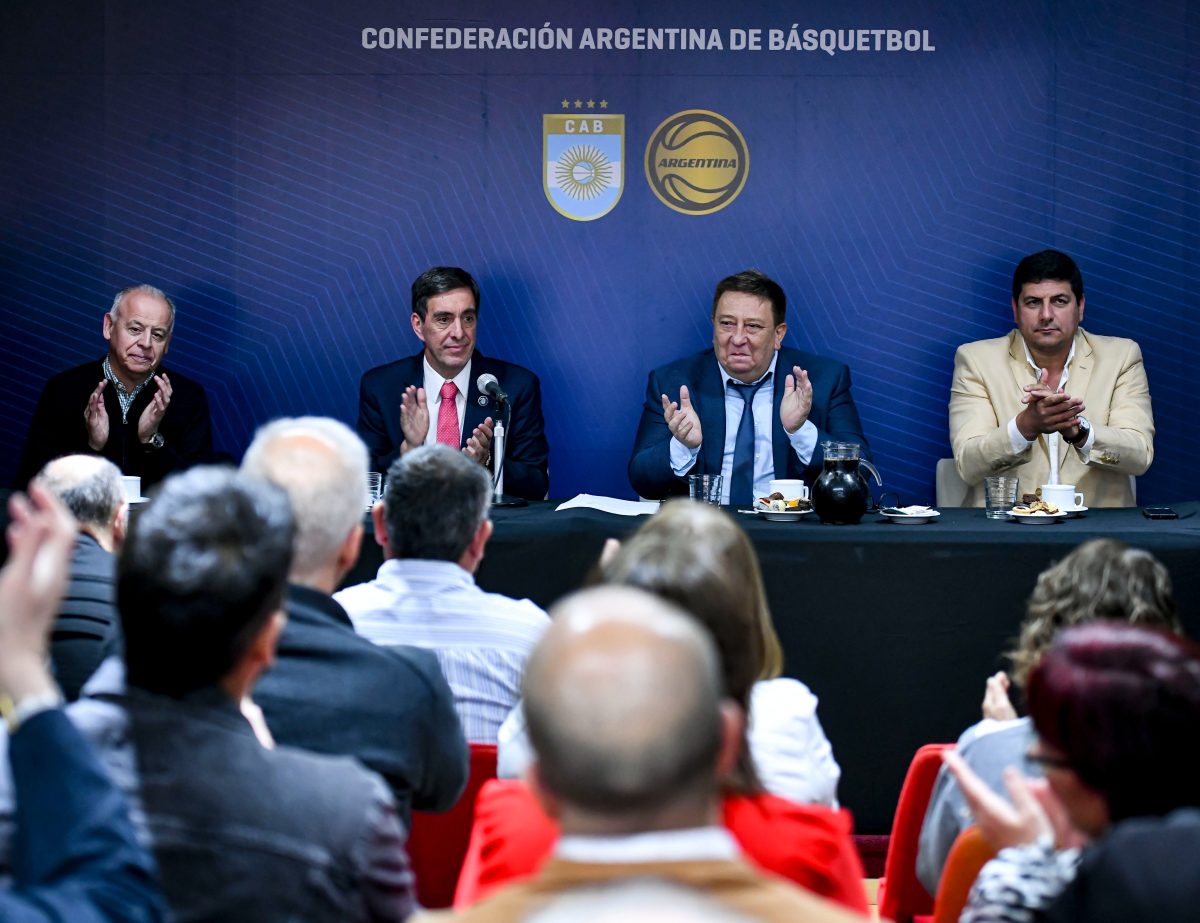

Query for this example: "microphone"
[476,373,508,403]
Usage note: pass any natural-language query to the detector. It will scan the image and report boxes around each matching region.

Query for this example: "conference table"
[345,500,1200,834]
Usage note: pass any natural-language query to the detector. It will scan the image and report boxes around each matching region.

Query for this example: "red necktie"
[436,380,460,447]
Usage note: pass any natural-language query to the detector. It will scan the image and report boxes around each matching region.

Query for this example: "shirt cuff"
[1069,426,1096,460]
[670,437,700,475]
[787,420,818,466]
[1007,416,1034,454]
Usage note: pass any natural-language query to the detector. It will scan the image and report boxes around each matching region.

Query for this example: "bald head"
[36,455,125,548]
[240,417,369,586]
[524,587,730,830]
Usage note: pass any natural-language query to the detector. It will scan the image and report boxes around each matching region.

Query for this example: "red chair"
[877,743,953,923]
[931,826,996,923]
[407,743,498,909]
[453,779,870,914]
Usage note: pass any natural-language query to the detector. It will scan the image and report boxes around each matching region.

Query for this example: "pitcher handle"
[860,458,883,487]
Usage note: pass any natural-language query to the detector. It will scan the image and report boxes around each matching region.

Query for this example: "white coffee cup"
[1040,484,1083,511]
[121,475,142,503]
[768,479,809,501]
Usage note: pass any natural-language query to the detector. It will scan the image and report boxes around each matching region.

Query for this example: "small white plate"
[754,508,814,522]
[1064,506,1089,518]
[1008,511,1068,524]
[880,510,940,525]
[128,497,151,505]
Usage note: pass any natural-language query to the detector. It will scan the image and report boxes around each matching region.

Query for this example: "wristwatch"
[1066,415,1091,446]
[147,432,166,449]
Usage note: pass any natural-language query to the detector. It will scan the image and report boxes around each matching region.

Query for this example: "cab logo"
[543,112,625,221]
[644,109,749,215]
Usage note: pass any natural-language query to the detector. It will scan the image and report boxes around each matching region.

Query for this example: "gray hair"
[35,455,124,528]
[382,444,492,561]
[110,284,176,335]
[240,416,369,579]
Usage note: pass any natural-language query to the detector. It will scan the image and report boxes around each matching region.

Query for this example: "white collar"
[1019,334,1077,389]
[422,354,473,401]
[717,350,778,389]
[556,826,738,864]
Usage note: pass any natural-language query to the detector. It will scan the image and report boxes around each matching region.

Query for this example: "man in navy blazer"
[357,267,549,500]
[628,270,869,503]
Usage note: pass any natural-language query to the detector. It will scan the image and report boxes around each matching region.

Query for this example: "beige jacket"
[949,329,1153,508]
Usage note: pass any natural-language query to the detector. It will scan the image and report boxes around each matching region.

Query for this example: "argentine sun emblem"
[543,113,624,221]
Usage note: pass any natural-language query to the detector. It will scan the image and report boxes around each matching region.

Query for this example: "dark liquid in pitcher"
[812,458,869,524]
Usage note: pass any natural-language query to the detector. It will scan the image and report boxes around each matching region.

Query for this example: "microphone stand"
[491,395,526,507]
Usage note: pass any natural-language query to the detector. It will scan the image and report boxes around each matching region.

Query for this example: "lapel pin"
[477,395,489,406]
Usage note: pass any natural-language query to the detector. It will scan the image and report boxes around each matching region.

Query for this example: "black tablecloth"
[346,501,1200,833]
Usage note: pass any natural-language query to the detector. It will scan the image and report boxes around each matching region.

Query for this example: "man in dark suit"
[628,270,869,504]
[15,284,213,490]
[242,416,468,825]
[357,267,549,500]
[0,482,165,923]
[34,455,127,701]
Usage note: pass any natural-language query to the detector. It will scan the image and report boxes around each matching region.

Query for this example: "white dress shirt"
[421,355,473,445]
[334,558,550,744]
[667,352,818,503]
[1005,338,1095,481]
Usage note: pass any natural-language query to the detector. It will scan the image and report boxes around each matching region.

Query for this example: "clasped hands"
[84,374,173,450]
[661,366,814,448]
[1015,369,1085,443]
[398,385,493,465]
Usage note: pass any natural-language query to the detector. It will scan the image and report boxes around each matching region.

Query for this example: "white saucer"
[880,510,940,525]
[1064,506,1088,518]
[753,508,814,522]
[1008,511,1068,524]
[128,497,151,505]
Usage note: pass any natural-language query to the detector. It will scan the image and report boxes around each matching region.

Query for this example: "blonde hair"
[1009,539,1180,690]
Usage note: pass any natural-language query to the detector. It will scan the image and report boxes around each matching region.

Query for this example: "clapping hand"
[661,386,702,449]
[982,671,1018,721]
[85,380,110,450]
[137,373,172,443]
[398,385,430,454]
[464,417,494,466]
[780,365,813,434]
[0,484,78,701]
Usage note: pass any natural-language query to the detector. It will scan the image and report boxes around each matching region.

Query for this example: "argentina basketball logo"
[644,110,749,215]
[543,111,624,221]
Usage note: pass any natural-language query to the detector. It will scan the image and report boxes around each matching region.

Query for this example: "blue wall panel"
[2,1,1196,502]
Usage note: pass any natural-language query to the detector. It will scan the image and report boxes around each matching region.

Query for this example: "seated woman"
[473,501,862,913]
[916,539,1180,894]
[948,623,1200,922]
[499,500,841,807]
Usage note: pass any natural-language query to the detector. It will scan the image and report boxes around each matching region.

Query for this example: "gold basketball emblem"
[644,110,749,215]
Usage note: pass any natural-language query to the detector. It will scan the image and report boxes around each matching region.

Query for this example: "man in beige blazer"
[950,249,1154,508]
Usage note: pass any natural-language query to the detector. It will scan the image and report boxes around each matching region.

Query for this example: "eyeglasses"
[1025,749,1073,771]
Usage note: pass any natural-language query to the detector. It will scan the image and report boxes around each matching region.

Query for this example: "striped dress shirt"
[334,559,550,744]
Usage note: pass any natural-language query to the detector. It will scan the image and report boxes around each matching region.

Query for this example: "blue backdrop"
[2,0,1196,502]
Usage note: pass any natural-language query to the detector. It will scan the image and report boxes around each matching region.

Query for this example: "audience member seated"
[1040,807,1200,923]
[0,468,415,922]
[0,483,165,922]
[499,500,841,807]
[15,284,214,490]
[34,455,126,700]
[917,538,1180,894]
[947,623,1200,922]
[241,417,468,823]
[336,444,549,743]
[452,586,866,923]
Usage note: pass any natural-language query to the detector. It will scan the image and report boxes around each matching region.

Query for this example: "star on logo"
[599,100,609,109]
[560,98,570,109]
[574,98,583,108]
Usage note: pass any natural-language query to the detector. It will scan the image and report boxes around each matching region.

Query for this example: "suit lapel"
[461,355,493,448]
[771,351,790,478]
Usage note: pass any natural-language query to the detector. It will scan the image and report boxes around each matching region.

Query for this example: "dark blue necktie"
[729,373,771,507]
